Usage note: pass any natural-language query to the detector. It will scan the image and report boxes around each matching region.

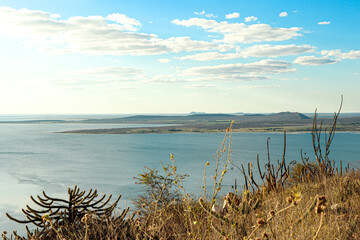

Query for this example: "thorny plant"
[233,96,346,194]
[300,95,344,181]
[233,131,296,193]
[6,185,121,228]
[4,186,128,239]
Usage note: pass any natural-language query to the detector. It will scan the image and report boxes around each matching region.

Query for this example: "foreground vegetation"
[2,105,360,239]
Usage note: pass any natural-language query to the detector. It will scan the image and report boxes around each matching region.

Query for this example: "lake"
[0,121,359,233]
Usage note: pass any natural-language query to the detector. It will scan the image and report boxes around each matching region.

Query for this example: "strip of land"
[57,112,360,134]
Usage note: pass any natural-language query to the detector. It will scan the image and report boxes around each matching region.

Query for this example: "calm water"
[0,122,359,233]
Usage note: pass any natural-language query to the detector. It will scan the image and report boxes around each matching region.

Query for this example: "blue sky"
[0,0,359,114]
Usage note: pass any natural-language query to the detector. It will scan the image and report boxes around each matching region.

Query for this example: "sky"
[0,0,359,114]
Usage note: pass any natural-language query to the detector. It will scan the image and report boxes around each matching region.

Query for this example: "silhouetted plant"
[6,185,121,228]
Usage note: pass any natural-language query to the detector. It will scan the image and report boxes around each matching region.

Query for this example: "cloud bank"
[0,7,229,56]
[172,17,302,43]
[293,56,338,65]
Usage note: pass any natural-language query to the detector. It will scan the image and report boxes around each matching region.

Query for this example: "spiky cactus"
[6,185,121,228]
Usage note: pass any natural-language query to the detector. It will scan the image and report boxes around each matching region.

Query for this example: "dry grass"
[4,171,359,240]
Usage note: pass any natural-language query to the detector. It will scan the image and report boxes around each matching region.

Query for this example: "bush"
[132,155,188,214]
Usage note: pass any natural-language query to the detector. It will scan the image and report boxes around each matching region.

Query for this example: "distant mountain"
[122,113,236,120]
[190,111,206,115]
[243,114,265,117]
[264,112,311,121]
[123,115,170,120]
[185,113,234,118]
[232,112,245,116]
[0,111,313,125]
[71,112,311,124]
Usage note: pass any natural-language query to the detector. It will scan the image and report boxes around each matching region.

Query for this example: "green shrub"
[132,156,189,214]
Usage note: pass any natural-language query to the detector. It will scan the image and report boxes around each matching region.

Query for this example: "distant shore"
[0,111,357,134]
[57,123,360,134]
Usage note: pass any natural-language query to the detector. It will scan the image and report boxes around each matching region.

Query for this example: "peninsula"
[57,112,360,134]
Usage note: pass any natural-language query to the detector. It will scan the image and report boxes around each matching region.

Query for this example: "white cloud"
[318,21,331,25]
[0,7,170,56]
[279,12,288,17]
[184,84,219,89]
[106,13,141,31]
[194,10,205,15]
[64,66,145,78]
[0,7,230,56]
[341,50,360,59]
[177,51,240,61]
[244,16,258,22]
[205,13,217,18]
[226,12,240,19]
[189,75,271,82]
[240,44,315,57]
[194,10,217,18]
[178,44,315,61]
[50,13,61,19]
[158,58,170,63]
[321,49,360,59]
[183,59,295,81]
[143,74,187,84]
[162,36,232,52]
[172,18,302,43]
[293,56,338,65]
[237,85,281,89]
[172,18,218,31]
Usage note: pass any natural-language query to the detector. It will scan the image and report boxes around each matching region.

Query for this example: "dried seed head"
[318,195,327,202]
[41,214,51,222]
[269,210,275,217]
[315,205,325,214]
[286,196,293,204]
[315,203,326,213]
[315,195,327,213]
[81,214,89,223]
[257,218,266,226]
[318,196,327,206]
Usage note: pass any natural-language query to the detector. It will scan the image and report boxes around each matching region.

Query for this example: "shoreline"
[56,124,360,135]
